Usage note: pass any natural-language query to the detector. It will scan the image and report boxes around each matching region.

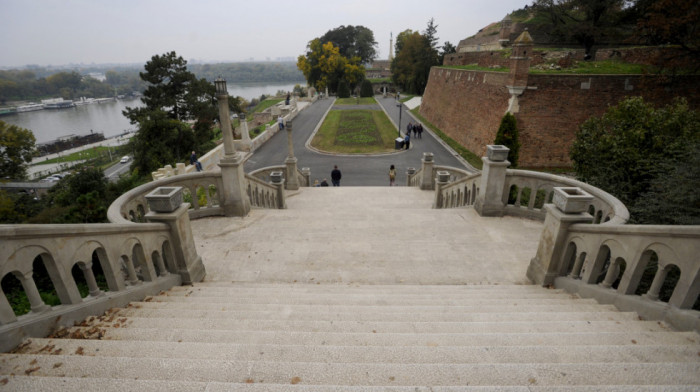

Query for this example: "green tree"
[297,40,365,93]
[0,121,36,180]
[337,80,351,98]
[391,30,436,95]
[318,25,378,65]
[439,41,457,64]
[494,113,520,168]
[360,79,374,98]
[570,97,700,224]
[124,52,216,174]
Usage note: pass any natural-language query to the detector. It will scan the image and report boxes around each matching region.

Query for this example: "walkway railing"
[249,165,310,188]
[0,220,184,352]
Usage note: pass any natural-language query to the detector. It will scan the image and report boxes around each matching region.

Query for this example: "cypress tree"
[494,112,520,167]
[337,80,351,98]
[360,79,374,98]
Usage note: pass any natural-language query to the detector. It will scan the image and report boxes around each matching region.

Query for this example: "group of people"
[406,122,424,139]
[314,165,342,187]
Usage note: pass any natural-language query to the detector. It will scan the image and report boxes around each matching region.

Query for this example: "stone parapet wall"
[444,49,587,68]
[420,67,700,168]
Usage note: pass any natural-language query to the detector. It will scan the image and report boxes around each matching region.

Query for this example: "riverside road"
[244,96,471,186]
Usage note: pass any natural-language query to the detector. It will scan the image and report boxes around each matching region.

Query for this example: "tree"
[124,51,216,174]
[494,113,520,167]
[0,121,36,180]
[570,97,700,224]
[391,30,437,95]
[297,40,365,93]
[318,25,378,64]
[394,30,415,57]
[337,80,350,98]
[360,79,374,98]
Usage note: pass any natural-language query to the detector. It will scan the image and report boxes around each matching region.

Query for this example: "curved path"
[244,96,469,186]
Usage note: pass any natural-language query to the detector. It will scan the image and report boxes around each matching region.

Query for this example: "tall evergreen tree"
[494,113,520,167]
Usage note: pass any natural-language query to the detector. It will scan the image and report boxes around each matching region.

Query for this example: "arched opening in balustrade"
[195,185,207,209]
[657,264,681,304]
[533,188,548,209]
[507,185,519,205]
[132,243,155,282]
[208,184,219,206]
[601,257,627,289]
[182,188,194,210]
[136,205,146,222]
[0,254,63,317]
[128,210,136,222]
[583,245,611,284]
[518,187,532,207]
[634,250,659,297]
[595,210,603,224]
[151,251,166,277]
[587,205,595,217]
[562,242,577,276]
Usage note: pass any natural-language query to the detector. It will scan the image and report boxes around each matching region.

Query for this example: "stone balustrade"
[0,206,200,351]
[245,174,284,209]
[435,172,482,209]
[249,165,310,188]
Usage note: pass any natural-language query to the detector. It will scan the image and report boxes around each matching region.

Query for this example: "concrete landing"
[191,187,543,285]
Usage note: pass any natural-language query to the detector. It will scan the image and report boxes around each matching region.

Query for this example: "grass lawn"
[251,98,284,113]
[335,97,377,105]
[311,109,397,154]
[34,146,122,165]
[410,107,483,170]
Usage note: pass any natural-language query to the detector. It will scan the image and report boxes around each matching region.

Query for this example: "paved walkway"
[192,187,543,285]
[244,96,469,186]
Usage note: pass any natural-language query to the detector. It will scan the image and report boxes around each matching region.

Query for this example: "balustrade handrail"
[108,170,225,224]
[505,169,629,224]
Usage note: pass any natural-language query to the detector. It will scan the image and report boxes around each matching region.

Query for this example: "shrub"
[337,80,351,98]
[494,112,520,167]
[360,79,374,97]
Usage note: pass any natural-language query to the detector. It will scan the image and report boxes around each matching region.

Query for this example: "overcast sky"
[1,0,532,68]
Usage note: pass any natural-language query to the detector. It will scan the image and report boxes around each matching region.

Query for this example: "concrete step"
[181,283,556,293]
[16,338,700,364]
[129,299,611,314]
[1,354,698,385]
[107,307,642,322]
[4,376,699,392]
[78,316,670,334]
[58,326,700,347]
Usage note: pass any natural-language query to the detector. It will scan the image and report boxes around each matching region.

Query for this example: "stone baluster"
[124,258,140,285]
[474,145,510,217]
[406,167,416,187]
[527,187,594,286]
[270,171,287,209]
[600,261,620,289]
[285,121,300,190]
[238,113,252,150]
[568,254,585,279]
[433,171,451,208]
[420,153,435,190]
[79,262,103,297]
[19,271,50,313]
[644,267,669,301]
[301,167,311,187]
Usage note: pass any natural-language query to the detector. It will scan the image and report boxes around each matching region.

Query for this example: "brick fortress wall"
[420,67,700,168]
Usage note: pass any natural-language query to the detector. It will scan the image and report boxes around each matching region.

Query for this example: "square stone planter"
[423,152,434,162]
[486,145,510,162]
[145,186,184,213]
[552,187,594,214]
[270,171,284,184]
[437,171,451,183]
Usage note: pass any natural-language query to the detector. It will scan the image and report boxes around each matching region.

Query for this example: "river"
[2,82,305,144]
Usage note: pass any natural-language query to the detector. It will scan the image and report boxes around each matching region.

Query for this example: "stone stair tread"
[4,376,698,392]
[58,326,700,346]
[1,354,698,385]
[77,316,671,334]
[15,338,700,364]
[183,283,556,291]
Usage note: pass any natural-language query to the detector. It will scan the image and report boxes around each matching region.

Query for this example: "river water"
[2,82,304,144]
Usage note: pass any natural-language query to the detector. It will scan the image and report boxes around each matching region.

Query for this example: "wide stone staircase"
[1,188,699,390]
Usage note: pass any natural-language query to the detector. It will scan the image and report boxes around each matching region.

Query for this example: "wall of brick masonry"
[420,67,700,168]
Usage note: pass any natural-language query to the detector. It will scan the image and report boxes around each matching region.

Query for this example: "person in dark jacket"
[331,165,342,186]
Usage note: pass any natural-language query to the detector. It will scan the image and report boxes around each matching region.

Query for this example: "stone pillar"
[301,167,311,187]
[527,187,594,286]
[433,171,450,208]
[146,202,206,285]
[19,271,50,313]
[270,171,287,209]
[215,79,251,217]
[600,261,621,289]
[569,254,585,279]
[474,145,511,217]
[420,152,435,190]
[285,121,300,190]
[406,167,416,186]
[644,267,669,301]
[79,262,103,297]
[124,258,140,285]
[238,113,252,150]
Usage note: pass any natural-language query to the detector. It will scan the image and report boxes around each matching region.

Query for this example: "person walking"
[418,123,423,139]
[406,122,412,136]
[278,115,284,130]
[331,165,342,186]
[404,132,410,150]
[389,164,396,186]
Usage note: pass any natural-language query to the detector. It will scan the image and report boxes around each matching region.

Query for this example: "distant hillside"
[189,62,304,83]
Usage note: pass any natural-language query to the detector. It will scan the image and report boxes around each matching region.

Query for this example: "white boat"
[74,97,97,106]
[42,98,75,109]
[16,103,44,112]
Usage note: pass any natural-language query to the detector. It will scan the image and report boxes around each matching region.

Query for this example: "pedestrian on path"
[278,115,285,130]
[404,133,410,150]
[406,122,412,136]
[331,165,342,186]
[418,124,423,139]
[389,164,396,186]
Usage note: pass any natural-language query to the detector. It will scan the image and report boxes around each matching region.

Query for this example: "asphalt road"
[104,158,132,182]
[244,96,469,187]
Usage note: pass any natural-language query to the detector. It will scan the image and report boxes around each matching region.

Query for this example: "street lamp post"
[396,103,403,136]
